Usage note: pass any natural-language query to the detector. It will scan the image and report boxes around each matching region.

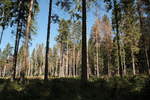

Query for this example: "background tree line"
[0,0,149,82]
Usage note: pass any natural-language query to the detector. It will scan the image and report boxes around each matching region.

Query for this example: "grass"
[0,75,149,100]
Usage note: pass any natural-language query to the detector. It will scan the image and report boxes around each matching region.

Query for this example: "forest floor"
[0,75,150,100]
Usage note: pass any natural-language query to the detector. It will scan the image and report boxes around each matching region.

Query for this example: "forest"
[0,0,150,100]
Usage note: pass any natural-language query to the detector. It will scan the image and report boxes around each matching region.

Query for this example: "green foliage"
[0,0,39,40]
[0,76,149,100]
[56,19,71,44]
[56,0,99,20]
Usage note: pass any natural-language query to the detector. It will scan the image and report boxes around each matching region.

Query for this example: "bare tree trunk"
[71,50,74,77]
[12,0,23,80]
[3,65,6,77]
[55,58,58,77]
[59,44,64,77]
[114,0,122,77]
[62,54,65,77]
[131,49,136,75]
[22,0,34,81]
[0,28,4,45]
[16,64,18,77]
[68,53,71,77]
[0,9,5,45]
[59,56,61,78]
[27,61,31,77]
[44,0,53,81]
[74,47,77,77]
[66,42,69,77]
[123,48,126,76]
[30,62,33,77]
[108,55,111,77]
[58,58,60,77]
[40,66,42,76]
[145,48,150,74]
[73,44,76,77]
[0,69,2,77]
[65,58,68,77]
[81,0,88,82]
[96,45,99,77]
[117,64,119,76]
[76,50,81,77]
[87,43,90,79]
[13,27,21,80]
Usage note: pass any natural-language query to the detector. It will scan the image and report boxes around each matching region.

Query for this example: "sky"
[0,0,109,54]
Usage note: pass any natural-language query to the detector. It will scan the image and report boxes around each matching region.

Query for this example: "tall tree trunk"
[81,0,88,83]
[76,51,80,76]
[44,0,53,81]
[113,0,122,77]
[27,61,31,76]
[55,58,58,77]
[73,44,76,77]
[12,25,21,80]
[123,48,126,76]
[108,55,111,77]
[0,8,5,45]
[68,52,71,77]
[62,53,65,77]
[22,0,34,81]
[145,48,150,74]
[30,61,33,77]
[24,0,33,77]
[3,65,6,77]
[71,50,74,77]
[87,44,90,79]
[59,44,64,77]
[0,28,4,45]
[59,54,61,77]
[74,45,77,77]
[56,58,59,77]
[66,41,69,77]
[96,45,99,77]
[131,49,136,75]
[12,0,23,80]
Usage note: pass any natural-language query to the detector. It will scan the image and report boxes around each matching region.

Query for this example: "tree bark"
[66,41,69,77]
[59,44,64,77]
[123,48,126,76]
[22,0,34,82]
[44,0,53,81]
[0,28,4,45]
[12,0,23,80]
[145,48,150,75]
[81,0,88,83]
[3,65,6,77]
[73,44,76,77]
[30,62,32,77]
[113,0,122,77]
[131,49,136,75]
[87,44,90,79]
[96,44,99,77]
[74,45,77,77]
[108,55,111,77]
[71,50,74,77]
[55,58,58,77]
[0,8,5,45]
[62,53,65,77]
